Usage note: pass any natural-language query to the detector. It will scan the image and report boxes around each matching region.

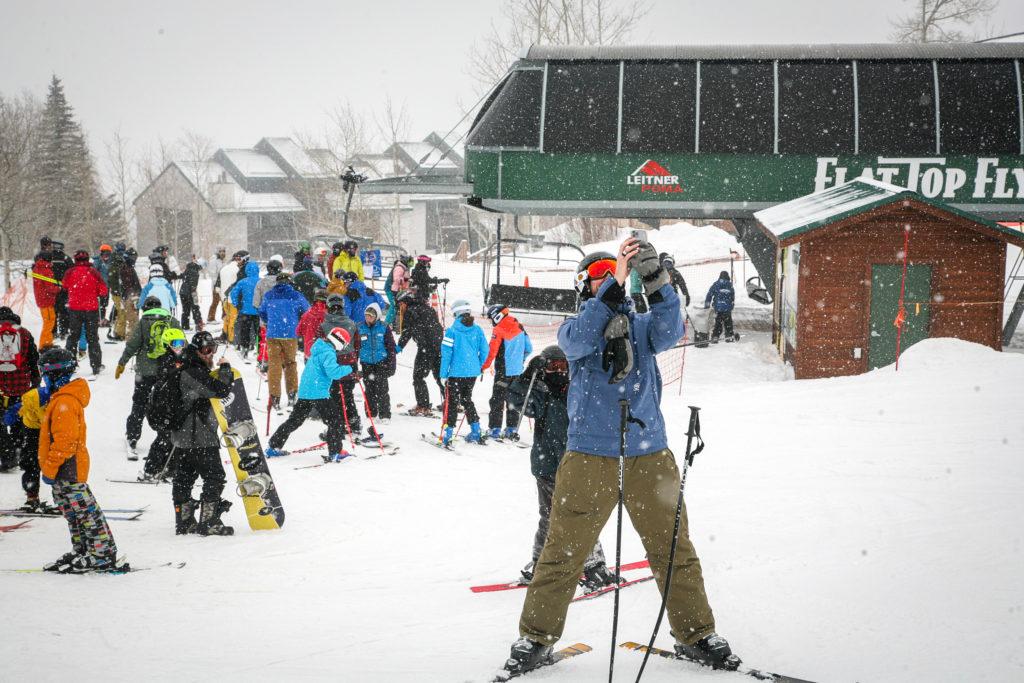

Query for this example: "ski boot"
[361,426,382,446]
[19,497,59,514]
[66,553,119,573]
[322,451,353,463]
[502,427,520,442]
[43,551,80,572]
[674,633,741,671]
[501,637,553,678]
[408,405,433,417]
[287,391,297,407]
[126,439,139,461]
[270,395,281,412]
[265,447,287,458]
[489,427,503,441]
[174,499,199,535]
[440,426,454,447]
[465,422,485,444]
[579,562,622,591]
[197,499,234,536]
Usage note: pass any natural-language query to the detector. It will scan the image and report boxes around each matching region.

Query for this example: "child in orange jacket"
[37,346,120,573]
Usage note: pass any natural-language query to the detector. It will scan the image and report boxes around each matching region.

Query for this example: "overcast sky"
[3,0,1023,182]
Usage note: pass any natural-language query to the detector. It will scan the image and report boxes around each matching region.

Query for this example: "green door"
[869,264,932,369]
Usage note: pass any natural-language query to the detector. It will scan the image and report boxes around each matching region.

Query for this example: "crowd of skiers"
[6,233,743,676]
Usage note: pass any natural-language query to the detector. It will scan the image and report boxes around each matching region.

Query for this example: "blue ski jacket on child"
[230,261,262,315]
[358,319,396,368]
[440,319,489,379]
[298,338,353,399]
[138,276,178,313]
[704,275,735,312]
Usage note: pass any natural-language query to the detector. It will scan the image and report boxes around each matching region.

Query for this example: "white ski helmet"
[451,299,472,317]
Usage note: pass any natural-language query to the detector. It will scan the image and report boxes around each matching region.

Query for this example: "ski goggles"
[168,338,187,353]
[544,359,569,373]
[585,258,616,280]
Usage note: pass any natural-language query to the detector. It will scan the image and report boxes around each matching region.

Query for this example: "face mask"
[546,372,569,391]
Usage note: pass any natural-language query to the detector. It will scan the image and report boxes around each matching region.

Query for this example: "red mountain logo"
[627,159,682,193]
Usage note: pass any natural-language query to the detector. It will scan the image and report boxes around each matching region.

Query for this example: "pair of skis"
[1,560,187,575]
[492,641,812,682]
[0,507,147,522]
[471,559,651,595]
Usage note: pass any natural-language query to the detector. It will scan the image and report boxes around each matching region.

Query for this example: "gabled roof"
[524,43,1024,61]
[219,149,287,178]
[257,138,334,178]
[754,178,1024,248]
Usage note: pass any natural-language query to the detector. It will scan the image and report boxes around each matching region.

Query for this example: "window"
[543,61,620,153]
[467,70,543,149]
[938,60,1020,154]
[698,61,774,154]
[858,61,936,154]
[778,61,855,154]
[620,62,697,153]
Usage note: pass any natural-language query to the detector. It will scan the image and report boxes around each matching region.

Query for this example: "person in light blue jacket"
[439,299,489,446]
[501,237,738,678]
[229,261,261,357]
[138,264,178,316]
[266,326,353,462]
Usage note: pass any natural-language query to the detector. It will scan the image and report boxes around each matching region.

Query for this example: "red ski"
[0,520,31,533]
[471,559,651,593]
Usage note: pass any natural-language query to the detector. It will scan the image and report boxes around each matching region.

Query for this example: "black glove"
[630,241,670,296]
[526,355,546,375]
[602,314,633,384]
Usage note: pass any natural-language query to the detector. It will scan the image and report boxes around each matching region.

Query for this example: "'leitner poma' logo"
[627,160,682,193]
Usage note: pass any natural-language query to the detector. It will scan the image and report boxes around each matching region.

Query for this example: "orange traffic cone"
[523,276,530,287]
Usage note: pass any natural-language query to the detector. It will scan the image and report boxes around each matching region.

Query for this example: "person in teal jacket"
[265,326,353,462]
[439,299,489,445]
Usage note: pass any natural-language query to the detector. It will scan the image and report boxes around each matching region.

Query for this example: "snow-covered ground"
[1,252,1023,682]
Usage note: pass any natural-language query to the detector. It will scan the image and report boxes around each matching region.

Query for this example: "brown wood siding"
[793,204,1005,379]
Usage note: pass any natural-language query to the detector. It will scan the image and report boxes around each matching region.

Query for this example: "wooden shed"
[752,179,1024,379]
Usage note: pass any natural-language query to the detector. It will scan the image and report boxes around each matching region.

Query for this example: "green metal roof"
[753,178,1024,245]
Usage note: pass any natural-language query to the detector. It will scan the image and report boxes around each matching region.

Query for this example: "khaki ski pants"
[266,338,298,399]
[519,449,715,647]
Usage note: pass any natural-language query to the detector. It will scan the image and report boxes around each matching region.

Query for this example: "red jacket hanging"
[62,264,109,312]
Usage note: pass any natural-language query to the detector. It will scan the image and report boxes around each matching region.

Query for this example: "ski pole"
[610,398,629,683]
[356,377,386,456]
[265,394,271,437]
[512,369,539,434]
[438,380,450,443]
[339,379,358,452]
[634,406,704,683]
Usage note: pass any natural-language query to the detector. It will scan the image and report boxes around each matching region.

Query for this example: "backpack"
[0,323,25,372]
[145,317,170,359]
[145,368,194,432]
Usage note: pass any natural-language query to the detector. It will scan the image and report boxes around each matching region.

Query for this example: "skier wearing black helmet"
[500,237,739,677]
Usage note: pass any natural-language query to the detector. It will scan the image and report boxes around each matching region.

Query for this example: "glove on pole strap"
[602,314,634,384]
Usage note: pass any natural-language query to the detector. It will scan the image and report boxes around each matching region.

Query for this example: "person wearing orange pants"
[31,237,60,348]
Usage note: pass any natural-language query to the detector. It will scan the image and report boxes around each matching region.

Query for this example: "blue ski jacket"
[138,277,178,313]
[358,319,396,369]
[343,280,388,323]
[230,262,261,315]
[704,277,735,312]
[558,278,684,458]
[440,320,489,379]
[259,283,309,339]
[298,338,353,399]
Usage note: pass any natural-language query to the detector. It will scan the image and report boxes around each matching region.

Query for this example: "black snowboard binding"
[674,632,741,671]
[502,637,553,677]
[43,551,80,572]
[579,562,622,591]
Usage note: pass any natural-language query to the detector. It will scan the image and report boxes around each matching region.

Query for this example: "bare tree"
[890,0,998,42]
[0,91,42,287]
[468,0,650,87]
[375,96,411,246]
[325,100,374,168]
[104,127,136,245]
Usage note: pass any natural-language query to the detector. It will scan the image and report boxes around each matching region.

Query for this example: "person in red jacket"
[296,288,328,359]
[31,236,60,348]
[0,307,40,475]
[62,250,109,375]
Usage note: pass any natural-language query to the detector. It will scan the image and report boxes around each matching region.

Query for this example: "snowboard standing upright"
[209,368,285,530]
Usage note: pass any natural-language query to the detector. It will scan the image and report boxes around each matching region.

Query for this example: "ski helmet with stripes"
[574,251,616,302]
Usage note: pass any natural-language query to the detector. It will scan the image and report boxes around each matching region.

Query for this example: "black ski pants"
[488,370,521,431]
[236,314,260,352]
[55,290,69,337]
[444,376,479,427]
[126,375,157,444]
[0,406,22,471]
[180,290,203,330]
[413,345,443,409]
[330,376,361,432]
[269,398,345,456]
[65,309,102,372]
[20,427,40,498]
[361,362,391,420]
[172,447,226,505]
[144,432,175,478]
[712,310,734,339]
